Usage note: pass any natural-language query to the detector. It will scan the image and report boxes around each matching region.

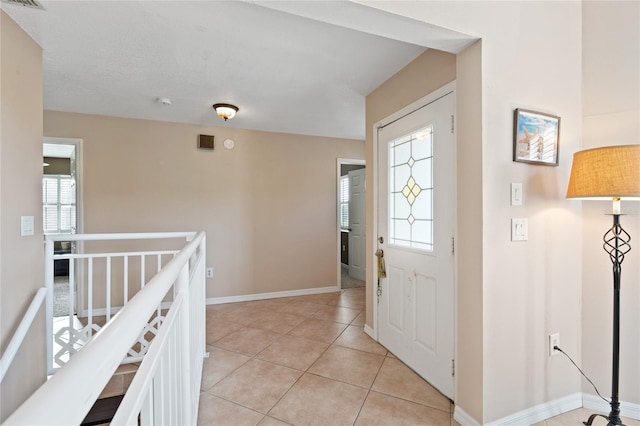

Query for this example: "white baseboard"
[82,285,343,315]
[453,406,481,426]
[206,286,339,305]
[455,392,640,425]
[485,393,582,426]
[583,393,640,421]
[454,393,582,426]
[363,324,375,340]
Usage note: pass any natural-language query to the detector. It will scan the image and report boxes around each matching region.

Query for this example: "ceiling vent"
[2,0,45,10]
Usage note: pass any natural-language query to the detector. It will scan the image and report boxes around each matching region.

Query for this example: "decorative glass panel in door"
[388,126,434,251]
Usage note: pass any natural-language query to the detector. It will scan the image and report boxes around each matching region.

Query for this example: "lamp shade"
[566,145,640,200]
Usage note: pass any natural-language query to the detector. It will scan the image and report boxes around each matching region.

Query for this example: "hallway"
[199,287,453,425]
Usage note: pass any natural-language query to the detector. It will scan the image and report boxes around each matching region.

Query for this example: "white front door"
[376,89,455,399]
[348,168,366,281]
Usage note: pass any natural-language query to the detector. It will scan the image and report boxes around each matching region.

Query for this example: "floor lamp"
[566,145,640,426]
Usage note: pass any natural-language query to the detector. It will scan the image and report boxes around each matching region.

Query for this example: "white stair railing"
[0,287,47,382]
[5,231,206,425]
[44,232,196,373]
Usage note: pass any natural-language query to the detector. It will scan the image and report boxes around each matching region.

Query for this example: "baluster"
[141,390,153,425]
[68,258,75,332]
[106,256,112,321]
[167,334,174,423]
[88,258,93,335]
[158,253,164,319]
[45,239,55,374]
[177,264,191,424]
[124,255,129,304]
[158,356,167,424]
[141,255,146,289]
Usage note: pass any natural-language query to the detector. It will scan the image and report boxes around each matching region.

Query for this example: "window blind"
[340,176,349,229]
[43,175,76,234]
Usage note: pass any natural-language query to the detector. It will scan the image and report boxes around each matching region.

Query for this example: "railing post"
[201,236,207,357]
[45,238,55,374]
[177,263,191,425]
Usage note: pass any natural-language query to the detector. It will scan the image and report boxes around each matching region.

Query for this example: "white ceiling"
[2,0,476,140]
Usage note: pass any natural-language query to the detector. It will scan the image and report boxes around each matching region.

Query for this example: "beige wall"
[44,112,365,300]
[454,40,484,421]
[0,11,46,422]
[362,1,583,423]
[582,1,640,405]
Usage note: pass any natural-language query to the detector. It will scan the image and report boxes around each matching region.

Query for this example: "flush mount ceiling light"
[212,103,238,121]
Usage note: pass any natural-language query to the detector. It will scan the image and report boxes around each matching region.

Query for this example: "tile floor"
[341,266,365,289]
[199,287,451,425]
[199,288,639,426]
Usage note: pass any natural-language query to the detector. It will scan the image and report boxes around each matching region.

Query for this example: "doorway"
[374,83,456,399]
[337,159,366,290]
[43,137,83,317]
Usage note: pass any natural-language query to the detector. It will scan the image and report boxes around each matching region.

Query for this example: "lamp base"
[584,213,630,426]
[583,412,625,426]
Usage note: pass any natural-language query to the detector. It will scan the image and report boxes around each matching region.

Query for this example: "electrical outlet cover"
[511,218,528,241]
[549,333,560,356]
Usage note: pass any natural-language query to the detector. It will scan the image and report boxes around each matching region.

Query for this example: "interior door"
[348,168,366,281]
[377,91,455,398]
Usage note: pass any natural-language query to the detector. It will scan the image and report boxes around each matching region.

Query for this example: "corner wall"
[0,10,46,421]
[582,1,640,406]
[43,112,365,300]
[360,1,583,423]
[454,40,484,422]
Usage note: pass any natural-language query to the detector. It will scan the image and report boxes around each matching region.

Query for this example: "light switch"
[21,215,35,236]
[511,183,523,206]
[511,218,528,241]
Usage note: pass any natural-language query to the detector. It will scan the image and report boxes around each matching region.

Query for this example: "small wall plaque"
[198,134,214,150]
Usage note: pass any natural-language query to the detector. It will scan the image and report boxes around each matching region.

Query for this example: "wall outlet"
[549,333,560,356]
[511,218,528,241]
[206,267,214,278]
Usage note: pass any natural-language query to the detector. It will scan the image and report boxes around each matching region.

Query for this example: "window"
[340,175,349,229]
[43,175,76,234]
[388,126,434,251]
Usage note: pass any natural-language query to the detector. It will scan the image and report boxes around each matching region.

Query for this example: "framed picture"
[513,108,560,166]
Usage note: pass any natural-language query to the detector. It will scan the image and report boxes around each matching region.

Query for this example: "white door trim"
[336,158,366,290]
[43,137,84,236]
[371,81,457,393]
[44,137,84,315]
